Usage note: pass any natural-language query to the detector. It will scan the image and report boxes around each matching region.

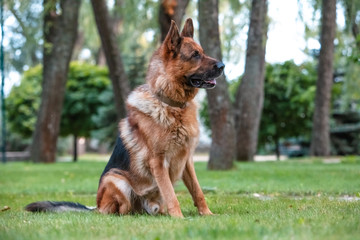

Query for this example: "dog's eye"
[192,51,200,59]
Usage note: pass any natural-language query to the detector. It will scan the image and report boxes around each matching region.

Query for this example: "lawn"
[1,156,360,240]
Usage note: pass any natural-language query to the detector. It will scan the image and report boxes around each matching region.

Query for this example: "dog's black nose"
[215,61,225,71]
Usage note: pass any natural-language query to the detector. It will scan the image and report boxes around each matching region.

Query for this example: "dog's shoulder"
[126,84,160,115]
[126,84,179,126]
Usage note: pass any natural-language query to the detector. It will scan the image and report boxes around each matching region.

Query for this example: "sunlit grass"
[1,157,359,240]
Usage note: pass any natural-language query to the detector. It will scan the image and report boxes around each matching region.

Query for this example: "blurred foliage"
[4,0,250,76]
[298,0,360,112]
[3,0,360,153]
[258,61,317,147]
[60,62,112,139]
[6,65,42,138]
[6,62,114,141]
[78,0,159,65]
[219,0,250,64]
[4,0,43,74]
[200,60,342,152]
[123,45,148,89]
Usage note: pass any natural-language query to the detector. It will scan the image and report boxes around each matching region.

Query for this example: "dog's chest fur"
[119,84,199,191]
[125,84,199,141]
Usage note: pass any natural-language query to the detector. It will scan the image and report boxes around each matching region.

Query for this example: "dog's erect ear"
[181,18,194,38]
[164,20,182,54]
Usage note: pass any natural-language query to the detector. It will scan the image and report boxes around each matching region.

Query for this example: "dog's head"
[161,18,225,89]
[146,18,225,103]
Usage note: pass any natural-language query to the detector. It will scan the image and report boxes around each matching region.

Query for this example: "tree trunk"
[73,134,78,162]
[71,31,85,61]
[96,0,124,67]
[310,0,336,156]
[234,0,268,161]
[90,0,130,120]
[199,0,235,170]
[159,0,190,42]
[30,0,81,163]
[344,0,360,49]
[275,136,280,161]
[96,46,107,66]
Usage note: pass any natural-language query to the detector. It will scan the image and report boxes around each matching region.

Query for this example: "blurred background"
[0,0,359,169]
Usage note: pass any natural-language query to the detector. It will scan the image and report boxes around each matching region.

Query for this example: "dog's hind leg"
[141,190,164,215]
[97,174,132,215]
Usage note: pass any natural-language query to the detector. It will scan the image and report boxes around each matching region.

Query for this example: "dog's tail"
[25,201,95,213]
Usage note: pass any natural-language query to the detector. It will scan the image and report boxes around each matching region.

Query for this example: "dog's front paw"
[168,207,184,218]
[199,208,213,216]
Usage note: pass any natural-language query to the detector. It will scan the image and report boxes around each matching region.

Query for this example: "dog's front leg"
[149,158,183,218]
[182,159,213,216]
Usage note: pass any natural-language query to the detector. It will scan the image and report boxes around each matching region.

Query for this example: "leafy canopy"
[6,62,113,139]
[258,61,317,146]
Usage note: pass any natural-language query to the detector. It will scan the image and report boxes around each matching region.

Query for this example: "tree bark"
[30,0,81,163]
[310,0,336,156]
[159,0,190,42]
[90,0,130,119]
[344,0,360,50]
[96,46,107,66]
[71,31,84,61]
[199,0,235,170]
[234,0,268,161]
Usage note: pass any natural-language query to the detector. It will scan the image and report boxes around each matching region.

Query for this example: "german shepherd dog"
[26,18,224,218]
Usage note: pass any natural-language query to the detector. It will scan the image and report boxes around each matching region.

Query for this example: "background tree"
[234,0,268,161]
[31,0,81,163]
[6,66,42,138]
[94,0,124,66]
[4,0,42,73]
[7,63,112,161]
[337,0,360,111]
[90,0,130,120]
[60,62,111,161]
[198,0,235,170]
[159,0,190,41]
[342,0,360,50]
[259,61,317,159]
[201,60,337,159]
[310,0,337,156]
[4,0,359,163]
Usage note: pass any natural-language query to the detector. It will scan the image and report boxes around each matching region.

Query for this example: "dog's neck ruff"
[155,93,187,109]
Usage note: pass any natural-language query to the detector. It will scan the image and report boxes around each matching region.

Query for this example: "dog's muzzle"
[187,61,225,89]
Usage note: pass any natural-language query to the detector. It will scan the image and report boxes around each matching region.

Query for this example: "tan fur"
[97,19,222,218]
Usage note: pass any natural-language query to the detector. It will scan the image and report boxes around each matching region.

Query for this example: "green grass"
[1,157,360,240]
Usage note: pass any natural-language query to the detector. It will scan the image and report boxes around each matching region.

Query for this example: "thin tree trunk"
[73,134,78,162]
[30,0,81,163]
[275,136,280,161]
[310,0,336,156]
[96,47,107,66]
[159,0,190,42]
[96,0,124,67]
[71,31,84,61]
[199,0,235,170]
[344,1,360,51]
[234,0,268,161]
[90,0,130,120]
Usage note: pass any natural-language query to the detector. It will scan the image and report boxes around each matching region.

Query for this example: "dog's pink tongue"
[208,79,216,85]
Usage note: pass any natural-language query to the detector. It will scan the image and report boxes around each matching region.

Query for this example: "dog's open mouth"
[189,78,217,89]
